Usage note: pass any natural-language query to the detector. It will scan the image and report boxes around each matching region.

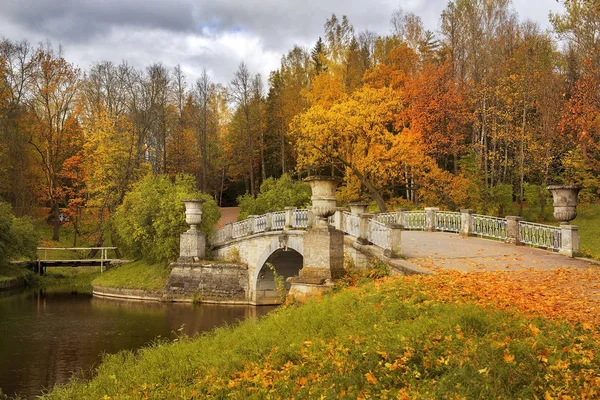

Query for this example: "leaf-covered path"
[399,231,600,328]
[403,231,597,271]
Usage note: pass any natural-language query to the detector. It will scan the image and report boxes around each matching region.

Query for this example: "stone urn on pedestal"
[179,199,206,261]
[547,185,582,257]
[348,201,369,215]
[547,185,582,224]
[288,176,345,302]
[306,176,342,226]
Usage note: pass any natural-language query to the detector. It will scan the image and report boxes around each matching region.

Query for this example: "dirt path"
[217,207,240,228]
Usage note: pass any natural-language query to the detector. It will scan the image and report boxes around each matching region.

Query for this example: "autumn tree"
[27,46,81,240]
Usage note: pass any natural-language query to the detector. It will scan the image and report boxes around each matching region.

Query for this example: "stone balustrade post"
[460,209,475,237]
[505,216,522,245]
[222,223,233,242]
[394,208,408,226]
[307,209,315,228]
[424,207,439,232]
[384,223,403,259]
[247,215,257,235]
[559,224,580,257]
[358,213,374,245]
[265,212,273,232]
[284,207,295,230]
[334,208,344,231]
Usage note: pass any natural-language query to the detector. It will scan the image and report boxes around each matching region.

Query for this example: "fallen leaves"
[409,267,600,329]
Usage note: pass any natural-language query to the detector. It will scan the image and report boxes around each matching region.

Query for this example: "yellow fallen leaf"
[365,371,378,385]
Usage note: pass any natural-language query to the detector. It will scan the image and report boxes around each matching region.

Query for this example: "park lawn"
[39,267,102,292]
[45,271,600,400]
[91,260,171,291]
[573,203,600,259]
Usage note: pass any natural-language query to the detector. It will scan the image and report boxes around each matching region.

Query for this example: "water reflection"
[0,289,275,399]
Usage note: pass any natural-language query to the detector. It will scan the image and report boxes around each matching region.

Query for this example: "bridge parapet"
[211,206,580,258]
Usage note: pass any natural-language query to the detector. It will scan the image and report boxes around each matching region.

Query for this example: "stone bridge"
[192,205,583,305]
[167,181,584,306]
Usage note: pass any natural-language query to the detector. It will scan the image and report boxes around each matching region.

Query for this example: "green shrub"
[237,174,311,219]
[112,174,220,262]
[0,202,39,265]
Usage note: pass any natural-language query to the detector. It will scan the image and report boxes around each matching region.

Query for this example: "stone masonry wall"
[165,262,249,304]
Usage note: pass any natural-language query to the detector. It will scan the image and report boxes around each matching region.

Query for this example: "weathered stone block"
[300,225,345,281]
[166,262,249,303]
[179,231,206,261]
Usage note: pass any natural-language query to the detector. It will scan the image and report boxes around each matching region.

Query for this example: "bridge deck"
[35,259,123,267]
[401,231,597,272]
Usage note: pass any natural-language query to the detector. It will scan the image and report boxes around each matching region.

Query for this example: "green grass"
[36,267,102,293]
[43,277,600,399]
[91,260,171,291]
[573,203,600,259]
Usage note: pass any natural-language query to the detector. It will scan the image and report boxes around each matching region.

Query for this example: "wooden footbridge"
[19,247,126,275]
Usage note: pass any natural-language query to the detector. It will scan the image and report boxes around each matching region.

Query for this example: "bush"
[0,202,39,266]
[112,174,220,262]
[237,174,311,219]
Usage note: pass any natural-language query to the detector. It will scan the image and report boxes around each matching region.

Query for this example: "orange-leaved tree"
[291,86,429,211]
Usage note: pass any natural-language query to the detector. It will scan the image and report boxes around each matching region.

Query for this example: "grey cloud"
[1,0,197,42]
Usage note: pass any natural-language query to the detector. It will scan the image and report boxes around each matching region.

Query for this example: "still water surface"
[0,288,274,399]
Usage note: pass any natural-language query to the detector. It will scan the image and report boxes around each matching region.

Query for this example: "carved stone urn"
[547,185,582,224]
[305,176,341,226]
[182,199,205,231]
[348,201,369,215]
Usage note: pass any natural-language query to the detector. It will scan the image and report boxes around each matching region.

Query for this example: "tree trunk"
[51,205,60,241]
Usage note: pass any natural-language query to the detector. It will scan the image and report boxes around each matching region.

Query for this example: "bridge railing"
[435,211,461,233]
[403,211,426,230]
[294,209,309,228]
[342,211,361,237]
[36,247,119,272]
[212,207,577,257]
[367,219,391,250]
[519,221,561,251]
[473,214,507,240]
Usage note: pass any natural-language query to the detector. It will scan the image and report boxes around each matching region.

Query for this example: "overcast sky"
[0,0,565,87]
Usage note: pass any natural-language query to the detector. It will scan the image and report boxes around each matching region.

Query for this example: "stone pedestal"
[384,223,403,258]
[288,225,344,303]
[179,230,206,261]
[559,224,580,257]
[425,207,439,232]
[460,209,475,237]
[505,216,522,245]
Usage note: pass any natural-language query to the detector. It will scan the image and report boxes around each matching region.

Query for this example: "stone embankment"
[93,261,252,304]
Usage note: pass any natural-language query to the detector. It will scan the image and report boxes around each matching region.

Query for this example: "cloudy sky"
[0,0,565,86]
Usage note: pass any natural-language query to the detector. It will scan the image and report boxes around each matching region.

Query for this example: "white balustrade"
[367,219,392,250]
[375,212,396,225]
[254,215,267,233]
[435,211,461,233]
[293,209,309,228]
[403,211,426,230]
[342,211,361,237]
[272,211,286,230]
[231,219,251,239]
[519,221,561,251]
[473,214,507,240]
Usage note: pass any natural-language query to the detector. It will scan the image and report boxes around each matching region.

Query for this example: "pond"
[0,288,274,399]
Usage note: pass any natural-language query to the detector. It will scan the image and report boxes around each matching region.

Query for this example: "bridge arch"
[251,235,304,303]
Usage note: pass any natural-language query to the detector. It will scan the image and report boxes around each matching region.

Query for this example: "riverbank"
[43,269,600,399]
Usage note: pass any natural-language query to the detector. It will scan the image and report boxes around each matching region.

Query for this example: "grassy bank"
[91,260,171,291]
[573,203,600,259]
[45,273,600,399]
[36,267,102,292]
[0,263,33,283]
